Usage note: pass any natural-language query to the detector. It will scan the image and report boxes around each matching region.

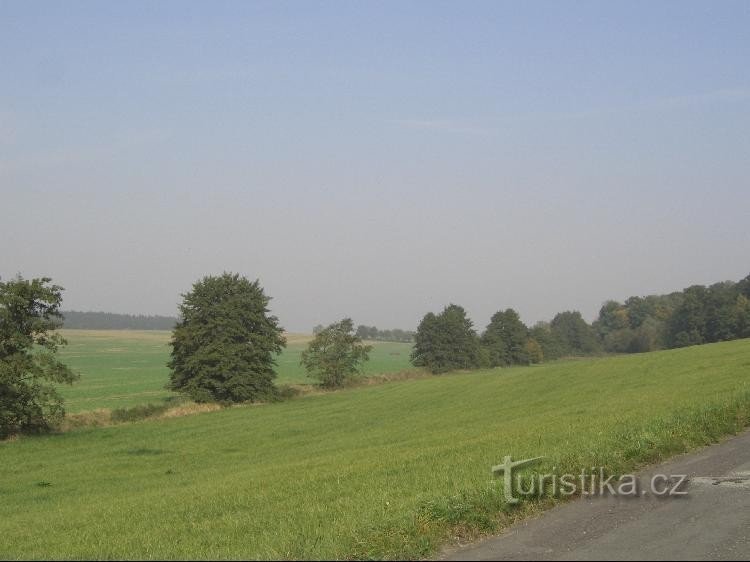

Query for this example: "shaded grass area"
[56,330,416,412]
[2,339,749,559]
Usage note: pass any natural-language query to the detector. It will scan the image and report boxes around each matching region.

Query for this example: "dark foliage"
[301,318,372,388]
[61,310,177,330]
[0,276,77,439]
[354,325,416,343]
[168,273,286,403]
[411,304,482,374]
[481,308,530,367]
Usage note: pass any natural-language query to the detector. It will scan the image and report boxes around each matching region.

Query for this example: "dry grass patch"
[283,332,314,344]
[61,409,113,430]
[159,402,223,418]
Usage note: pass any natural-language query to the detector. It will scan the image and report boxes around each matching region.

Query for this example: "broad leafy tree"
[0,276,77,439]
[301,318,372,388]
[481,308,529,367]
[666,280,749,348]
[550,311,600,356]
[666,285,708,348]
[411,304,482,374]
[529,322,565,361]
[168,273,286,403]
[703,282,741,343]
[594,300,629,339]
[595,294,678,353]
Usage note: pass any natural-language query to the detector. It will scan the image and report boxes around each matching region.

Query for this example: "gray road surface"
[441,430,750,561]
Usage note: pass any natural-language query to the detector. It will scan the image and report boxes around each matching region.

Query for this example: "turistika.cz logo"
[491,456,688,503]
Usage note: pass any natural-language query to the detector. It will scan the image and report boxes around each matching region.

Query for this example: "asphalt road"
[441,429,750,561]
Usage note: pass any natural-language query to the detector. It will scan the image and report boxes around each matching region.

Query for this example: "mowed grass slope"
[57,330,416,412]
[2,339,750,559]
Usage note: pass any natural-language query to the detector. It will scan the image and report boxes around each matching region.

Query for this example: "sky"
[1,1,749,332]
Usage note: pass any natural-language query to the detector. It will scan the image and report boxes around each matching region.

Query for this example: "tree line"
[2,271,749,439]
[313,323,415,343]
[410,273,750,374]
[61,310,178,330]
[355,325,415,342]
[411,306,608,374]
[596,278,750,352]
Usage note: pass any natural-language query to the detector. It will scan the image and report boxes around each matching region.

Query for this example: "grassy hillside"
[2,339,749,559]
[56,330,416,412]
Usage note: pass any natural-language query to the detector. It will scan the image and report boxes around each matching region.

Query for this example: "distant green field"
[56,330,416,412]
[3,339,750,559]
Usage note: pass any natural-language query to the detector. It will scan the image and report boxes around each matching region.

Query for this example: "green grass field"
[2,339,749,559]
[56,330,416,413]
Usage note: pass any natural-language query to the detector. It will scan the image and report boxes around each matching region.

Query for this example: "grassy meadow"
[56,330,416,413]
[2,339,750,559]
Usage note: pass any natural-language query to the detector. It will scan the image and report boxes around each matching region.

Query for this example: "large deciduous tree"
[0,276,77,439]
[301,318,372,388]
[481,308,530,367]
[411,304,482,374]
[168,273,286,403]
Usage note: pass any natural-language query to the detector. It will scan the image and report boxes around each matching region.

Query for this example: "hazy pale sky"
[2,1,749,332]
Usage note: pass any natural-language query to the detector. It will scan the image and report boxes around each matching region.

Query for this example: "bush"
[274,385,302,401]
[110,403,172,423]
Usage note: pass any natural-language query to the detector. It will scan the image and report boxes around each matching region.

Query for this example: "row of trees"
[354,325,415,343]
[410,273,750,374]
[594,277,750,353]
[168,275,375,402]
[1,273,377,438]
[61,310,178,330]
[3,271,750,438]
[410,305,600,374]
[313,323,415,343]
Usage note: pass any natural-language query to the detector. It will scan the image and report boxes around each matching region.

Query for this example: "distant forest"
[523,272,750,361]
[409,272,750,374]
[355,325,416,343]
[312,323,416,343]
[61,311,178,330]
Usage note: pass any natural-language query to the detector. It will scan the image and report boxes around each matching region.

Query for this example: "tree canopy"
[0,276,77,439]
[550,311,601,356]
[168,273,286,403]
[481,308,530,367]
[592,274,750,353]
[354,325,415,343]
[301,318,372,388]
[411,304,482,374]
